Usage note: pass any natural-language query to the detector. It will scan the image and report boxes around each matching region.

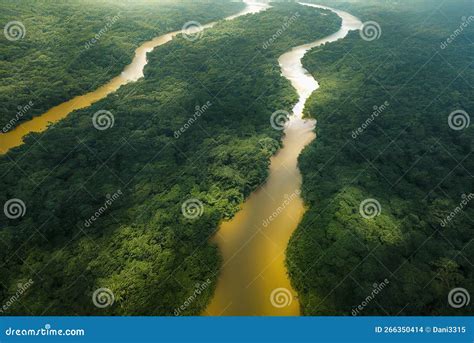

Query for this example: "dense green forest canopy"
[0,2,340,315]
[1,0,471,317]
[287,0,473,315]
[0,0,244,129]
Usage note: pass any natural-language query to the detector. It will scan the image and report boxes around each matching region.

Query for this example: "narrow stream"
[0,0,270,155]
[205,2,361,316]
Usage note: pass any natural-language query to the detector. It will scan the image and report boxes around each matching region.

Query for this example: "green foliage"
[287,0,473,315]
[0,0,244,129]
[0,2,340,315]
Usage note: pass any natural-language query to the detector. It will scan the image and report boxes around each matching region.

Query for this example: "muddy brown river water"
[0,0,361,317]
[205,2,361,316]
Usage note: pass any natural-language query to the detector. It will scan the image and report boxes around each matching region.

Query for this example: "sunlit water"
[0,0,362,316]
[0,0,269,154]
[205,2,361,316]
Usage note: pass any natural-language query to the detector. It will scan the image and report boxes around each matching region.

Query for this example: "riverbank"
[205,2,360,316]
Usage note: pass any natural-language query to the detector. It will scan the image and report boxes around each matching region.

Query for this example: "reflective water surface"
[205,3,361,316]
[0,0,268,154]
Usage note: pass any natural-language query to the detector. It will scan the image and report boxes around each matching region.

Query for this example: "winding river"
[1,0,361,316]
[0,0,270,155]
[205,2,361,316]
